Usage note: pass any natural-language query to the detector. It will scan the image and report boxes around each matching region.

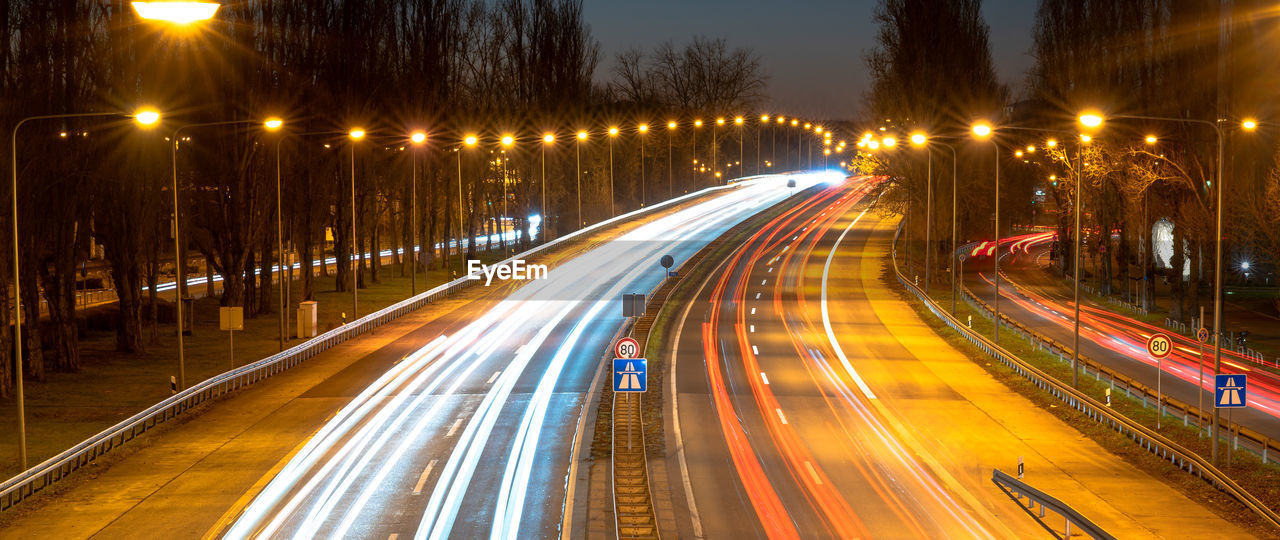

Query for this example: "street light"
[500,134,515,253]
[734,116,745,179]
[667,121,676,198]
[9,108,161,469]
[608,127,618,216]
[132,2,220,24]
[408,130,427,294]
[458,135,478,262]
[346,128,365,319]
[262,117,286,352]
[638,124,649,205]
[1145,135,1158,145]
[541,133,554,242]
[970,121,1001,344]
[575,130,586,227]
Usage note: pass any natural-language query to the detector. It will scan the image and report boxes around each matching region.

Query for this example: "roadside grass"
[886,267,1280,538]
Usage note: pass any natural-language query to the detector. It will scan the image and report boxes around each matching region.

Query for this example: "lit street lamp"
[735,116,744,179]
[638,124,648,205]
[542,132,554,242]
[459,135,478,262]
[347,128,365,318]
[667,121,676,198]
[409,130,427,294]
[575,131,586,228]
[9,108,160,470]
[132,1,220,24]
[970,121,1001,344]
[608,126,618,215]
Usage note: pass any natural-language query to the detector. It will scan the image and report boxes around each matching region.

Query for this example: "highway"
[215,174,829,539]
[661,178,1249,538]
[963,237,1280,444]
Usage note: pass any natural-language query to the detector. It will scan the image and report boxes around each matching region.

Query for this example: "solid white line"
[413,460,438,495]
[752,345,759,355]
[821,204,878,400]
[804,461,822,485]
[446,418,463,437]
[761,372,770,385]
[487,371,501,384]
[776,408,788,425]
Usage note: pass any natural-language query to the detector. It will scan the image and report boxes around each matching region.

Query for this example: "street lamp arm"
[1111,114,1223,138]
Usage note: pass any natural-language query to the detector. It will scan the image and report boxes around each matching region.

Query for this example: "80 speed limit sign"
[1147,333,1173,359]
[615,338,640,359]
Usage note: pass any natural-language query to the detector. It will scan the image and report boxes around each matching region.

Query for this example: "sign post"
[1196,305,1209,435]
[1147,333,1172,429]
[1214,374,1247,465]
[220,306,244,369]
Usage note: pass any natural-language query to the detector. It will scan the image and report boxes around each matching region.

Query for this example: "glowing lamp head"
[543,133,555,144]
[638,124,648,133]
[716,118,725,126]
[1078,113,1104,129]
[348,128,366,140]
[761,115,769,122]
[882,136,897,148]
[868,140,880,150]
[1242,261,1251,270]
[608,127,619,137]
[735,116,744,125]
[971,122,992,139]
[909,132,927,146]
[823,149,831,156]
[694,119,704,127]
[668,121,677,129]
[803,123,811,129]
[576,131,588,141]
[1046,139,1057,148]
[1242,119,1258,131]
[501,135,514,147]
[776,117,784,124]
[1145,135,1157,145]
[132,2,220,24]
[1015,150,1024,157]
[134,109,161,127]
[1026,145,1035,153]
[791,120,798,126]
[464,135,478,147]
[1080,134,1092,143]
[410,131,427,145]
[264,118,284,131]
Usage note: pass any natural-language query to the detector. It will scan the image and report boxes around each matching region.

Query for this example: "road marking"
[776,408,788,425]
[413,460,439,494]
[821,203,878,400]
[446,417,463,437]
[756,292,761,299]
[761,372,770,385]
[750,325,755,333]
[487,371,501,384]
[804,461,822,485]
[752,345,759,355]
[768,267,774,273]
[761,279,767,285]
[751,307,757,315]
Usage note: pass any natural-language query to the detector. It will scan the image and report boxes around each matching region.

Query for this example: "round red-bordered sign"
[1147,333,1173,359]
[615,338,640,359]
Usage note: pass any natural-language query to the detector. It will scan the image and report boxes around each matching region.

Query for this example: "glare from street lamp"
[776,117,784,124]
[543,133,555,144]
[1080,134,1092,143]
[1145,135,1157,145]
[134,109,162,127]
[971,122,992,138]
[1015,150,1024,157]
[760,115,769,122]
[608,127,619,136]
[464,135,478,147]
[576,131,588,140]
[668,121,677,129]
[1078,113,1104,129]
[1026,145,1035,153]
[501,134,515,147]
[1046,139,1057,147]
[716,118,725,126]
[638,124,648,133]
[1242,119,1258,131]
[910,132,927,146]
[694,119,703,127]
[264,118,284,131]
[132,2,220,24]
[791,120,798,126]
[409,131,427,145]
[868,140,880,150]
[735,117,744,125]
[882,136,897,148]
[348,128,366,140]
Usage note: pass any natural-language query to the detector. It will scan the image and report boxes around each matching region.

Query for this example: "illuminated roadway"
[661,178,1249,538]
[964,238,1280,444]
[216,174,829,539]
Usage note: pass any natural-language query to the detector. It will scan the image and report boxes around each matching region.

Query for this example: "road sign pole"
[627,392,632,452]
[1157,354,1162,430]
[1198,306,1205,436]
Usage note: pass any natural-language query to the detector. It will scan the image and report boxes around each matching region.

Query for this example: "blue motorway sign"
[1215,374,1247,409]
[613,358,647,393]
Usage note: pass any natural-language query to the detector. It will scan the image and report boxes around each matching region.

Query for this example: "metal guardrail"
[991,468,1115,540]
[958,277,1280,466]
[891,227,1280,531]
[0,181,740,513]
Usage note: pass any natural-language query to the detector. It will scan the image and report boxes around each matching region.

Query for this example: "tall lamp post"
[666,121,676,198]
[758,115,767,174]
[409,130,427,294]
[263,118,285,350]
[459,135,478,262]
[1087,112,1257,464]
[714,118,724,183]
[638,124,648,205]
[735,116,745,179]
[608,127,618,216]
[346,129,366,319]
[970,122,1002,344]
[575,131,586,227]
[500,134,515,253]
[693,120,703,181]
[9,109,160,470]
[542,132,554,243]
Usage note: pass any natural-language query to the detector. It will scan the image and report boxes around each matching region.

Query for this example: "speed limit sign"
[1147,333,1172,359]
[615,338,640,359]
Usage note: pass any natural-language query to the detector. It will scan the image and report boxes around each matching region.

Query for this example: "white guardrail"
[892,226,1280,531]
[0,180,752,512]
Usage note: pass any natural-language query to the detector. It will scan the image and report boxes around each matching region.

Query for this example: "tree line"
[0,0,773,396]
[863,0,1279,323]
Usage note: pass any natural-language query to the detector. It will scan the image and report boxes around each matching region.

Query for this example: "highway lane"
[963,241,1280,443]
[219,173,831,539]
[665,179,1249,539]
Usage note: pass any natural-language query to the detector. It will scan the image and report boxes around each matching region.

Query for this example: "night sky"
[585,0,1038,121]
